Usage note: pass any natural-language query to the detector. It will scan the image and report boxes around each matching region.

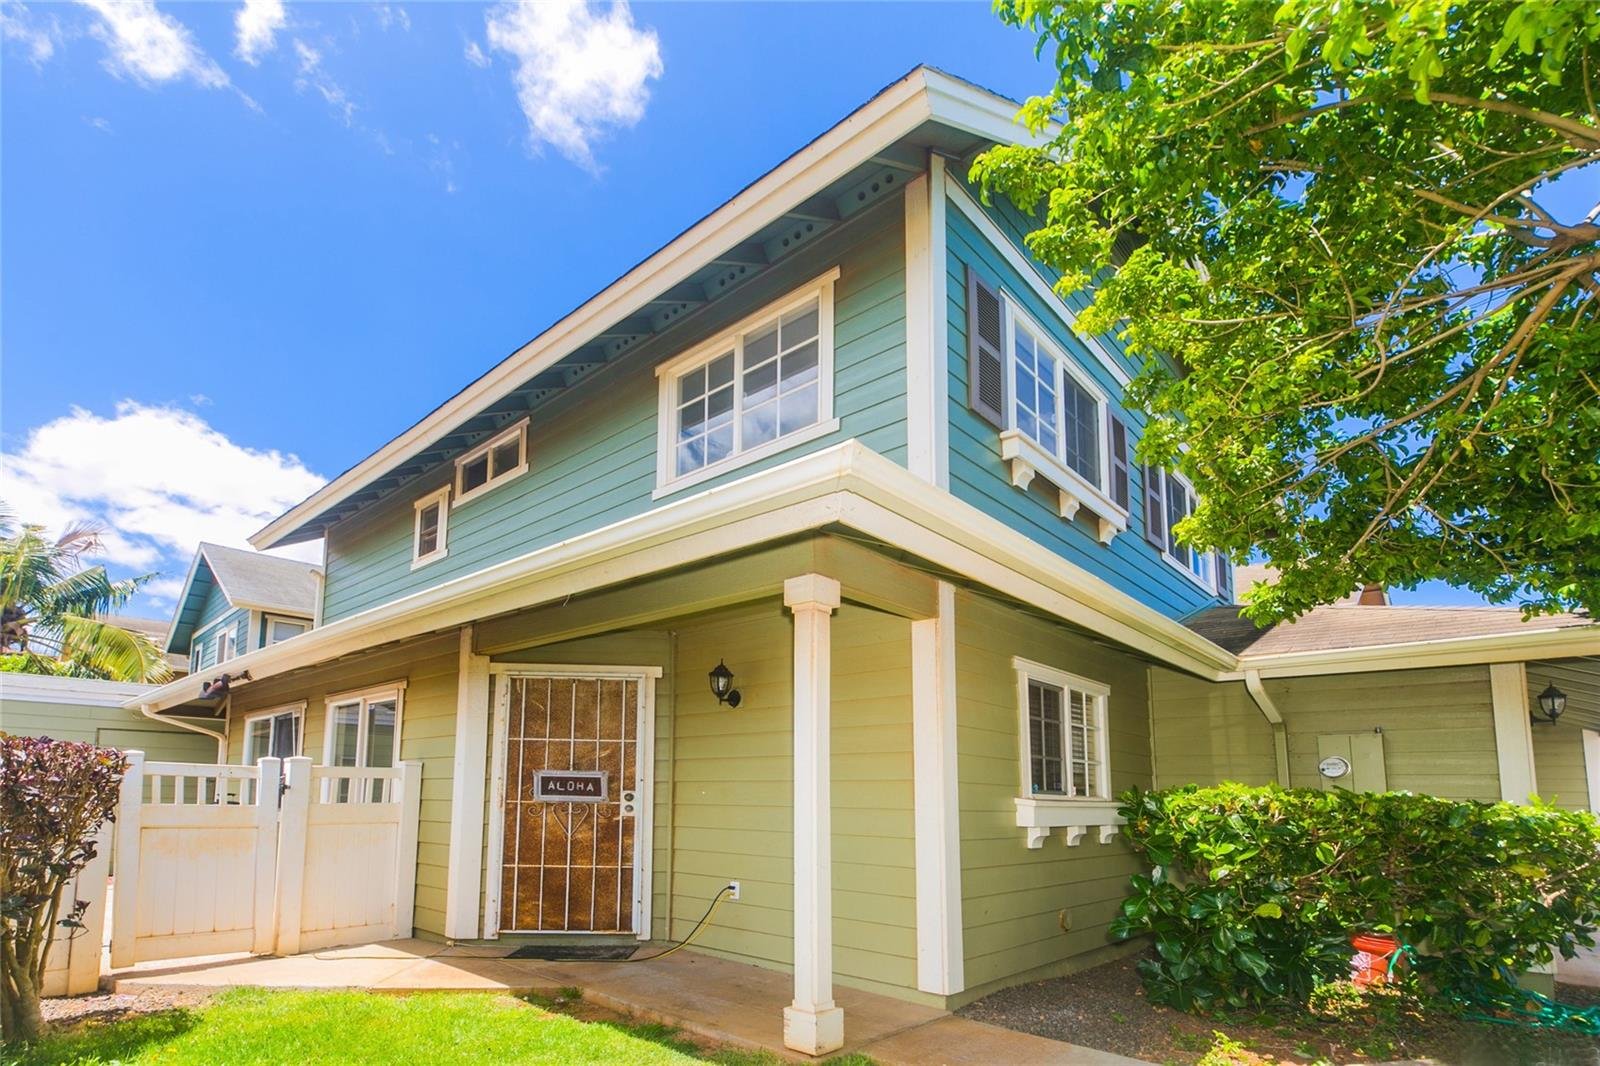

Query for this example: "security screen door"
[499,675,643,933]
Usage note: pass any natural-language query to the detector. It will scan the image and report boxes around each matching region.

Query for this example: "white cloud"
[372,4,409,32]
[234,0,286,64]
[84,115,113,134]
[484,0,662,171]
[0,402,326,603]
[1,3,60,66]
[463,39,489,69]
[76,0,230,89]
[293,37,355,126]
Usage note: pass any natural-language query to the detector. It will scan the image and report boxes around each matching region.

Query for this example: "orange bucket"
[1350,933,1400,986]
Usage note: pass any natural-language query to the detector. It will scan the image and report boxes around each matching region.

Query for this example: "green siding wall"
[191,607,250,672]
[225,632,460,938]
[953,590,1152,998]
[1,696,218,763]
[944,181,1225,620]
[321,198,909,623]
[1151,665,1503,802]
[1527,659,1600,811]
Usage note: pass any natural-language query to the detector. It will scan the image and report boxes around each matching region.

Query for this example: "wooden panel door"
[500,675,641,933]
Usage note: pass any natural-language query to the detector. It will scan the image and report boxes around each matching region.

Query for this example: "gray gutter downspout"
[139,703,228,763]
[1243,670,1292,785]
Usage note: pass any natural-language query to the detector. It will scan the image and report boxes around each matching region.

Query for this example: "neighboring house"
[102,613,191,676]
[0,672,219,762]
[163,542,321,677]
[127,68,1599,1056]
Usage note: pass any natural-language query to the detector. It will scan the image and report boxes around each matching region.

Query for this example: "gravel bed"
[42,987,213,1028]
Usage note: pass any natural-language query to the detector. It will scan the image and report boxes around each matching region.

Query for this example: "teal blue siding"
[191,607,250,671]
[322,196,909,623]
[945,180,1224,620]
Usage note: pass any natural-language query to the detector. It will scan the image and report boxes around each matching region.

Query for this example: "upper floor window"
[265,616,308,645]
[1144,466,1217,591]
[455,420,528,506]
[654,269,839,495]
[412,486,450,569]
[216,626,236,664]
[1014,657,1109,800]
[967,267,1130,543]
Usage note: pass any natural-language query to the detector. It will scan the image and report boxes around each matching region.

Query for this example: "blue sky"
[0,0,1489,614]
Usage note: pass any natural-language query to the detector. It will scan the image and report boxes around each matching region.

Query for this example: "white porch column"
[445,626,492,939]
[1490,661,1538,804]
[911,580,964,995]
[783,573,844,1056]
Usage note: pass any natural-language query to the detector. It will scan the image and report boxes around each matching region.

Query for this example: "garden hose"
[619,885,733,964]
[1386,940,1600,1034]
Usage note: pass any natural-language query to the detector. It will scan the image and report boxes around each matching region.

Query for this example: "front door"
[498,673,647,934]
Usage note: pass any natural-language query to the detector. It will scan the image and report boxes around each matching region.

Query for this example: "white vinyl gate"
[110,752,421,967]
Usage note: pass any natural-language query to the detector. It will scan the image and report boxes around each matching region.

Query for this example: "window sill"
[1162,550,1217,594]
[410,549,448,572]
[653,418,840,499]
[1014,795,1125,849]
[998,430,1129,544]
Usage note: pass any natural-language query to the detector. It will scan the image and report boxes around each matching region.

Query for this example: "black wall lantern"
[1534,682,1568,725]
[708,660,741,708]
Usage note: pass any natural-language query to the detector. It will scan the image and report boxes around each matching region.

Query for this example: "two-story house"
[130,68,1598,1054]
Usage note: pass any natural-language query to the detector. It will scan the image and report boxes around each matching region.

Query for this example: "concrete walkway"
[111,940,1145,1064]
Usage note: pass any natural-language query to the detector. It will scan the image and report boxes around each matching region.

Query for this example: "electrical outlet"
[726,880,741,901]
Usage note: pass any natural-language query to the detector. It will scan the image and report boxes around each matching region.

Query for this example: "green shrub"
[1109,783,1600,1011]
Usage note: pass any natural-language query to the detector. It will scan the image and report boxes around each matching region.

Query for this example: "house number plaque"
[533,770,608,802]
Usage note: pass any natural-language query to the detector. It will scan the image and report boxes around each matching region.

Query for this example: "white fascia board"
[141,443,1247,712]
[250,74,946,551]
[1229,624,1600,680]
[250,71,1046,552]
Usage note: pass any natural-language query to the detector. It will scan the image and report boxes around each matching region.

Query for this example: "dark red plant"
[0,735,127,1043]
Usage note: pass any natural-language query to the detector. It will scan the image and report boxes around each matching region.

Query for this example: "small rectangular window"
[323,686,403,802]
[266,617,307,645]
[216,627,236,664]
[454,420,528,506]
[1015,658,1109,800]
[412,486,450,568]
[244,707,302,764]
[655,270,838,494]
[1149,467,1217,591]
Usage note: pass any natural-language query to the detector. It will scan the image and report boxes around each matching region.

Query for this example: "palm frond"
[56,614,174,684]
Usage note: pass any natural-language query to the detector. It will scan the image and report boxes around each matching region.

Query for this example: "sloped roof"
[164,543,321,653]
[1187,603,1594,659]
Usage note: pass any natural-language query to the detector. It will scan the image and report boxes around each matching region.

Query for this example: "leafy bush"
[1109,783,1600,1011]
[0,735,127,1043]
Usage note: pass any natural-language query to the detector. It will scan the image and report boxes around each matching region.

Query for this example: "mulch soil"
[958,951,1600,1065]
[40,987,214,1028]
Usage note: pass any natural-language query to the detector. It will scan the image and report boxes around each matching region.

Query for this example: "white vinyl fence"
[110,752,421,968]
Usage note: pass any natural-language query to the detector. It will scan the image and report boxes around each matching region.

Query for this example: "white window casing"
[1146,466,1218,593]
[653,268,841,497]
[322,682,406,803]
[243,703,306,764]
[412,486,451,569]
[1011,656,1123,848]
[264,615,309,645]
[453,419,529,507]
[996,295,1128,543]
[216,626,236,665]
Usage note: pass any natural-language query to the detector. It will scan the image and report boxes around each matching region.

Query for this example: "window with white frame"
[1145,466,1217,590]
[1007,299,1108,491]
[190,644,202,673]
[454,420,527,506]
[216,626,236,664]
[1014,658,1109,800]
[412,486,450,568]
[655,270,838,492]
[243,706,302,764]
[265,616,308,645]
[324,685,403,801]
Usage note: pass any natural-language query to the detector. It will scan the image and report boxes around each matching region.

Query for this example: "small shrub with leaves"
[0,734,127,1043]
[1109,783,1600,1012]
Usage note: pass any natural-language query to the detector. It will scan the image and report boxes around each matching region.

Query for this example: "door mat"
[506,944,639,961]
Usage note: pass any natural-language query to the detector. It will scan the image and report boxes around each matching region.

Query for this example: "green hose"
[1385,941,1600,1034]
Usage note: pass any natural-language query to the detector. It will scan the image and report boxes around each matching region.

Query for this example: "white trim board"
[252,69,1044,551]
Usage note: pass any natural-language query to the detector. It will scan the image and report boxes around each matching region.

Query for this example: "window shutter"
[1217,556,1234,602]
[1143,464,1167,549]
[966,266,1006,428]
[1108,416,1130,510]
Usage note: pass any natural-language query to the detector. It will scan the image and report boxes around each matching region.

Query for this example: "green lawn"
[5,988,877,1066]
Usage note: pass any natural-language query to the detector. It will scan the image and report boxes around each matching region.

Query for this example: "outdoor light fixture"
[708,660,741,708]
[1535,681,1568,725]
